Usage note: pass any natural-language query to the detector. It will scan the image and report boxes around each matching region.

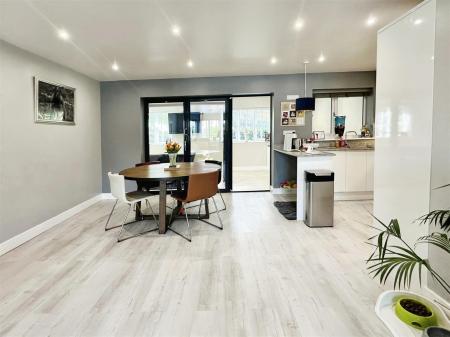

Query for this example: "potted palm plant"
[367,184,450,335]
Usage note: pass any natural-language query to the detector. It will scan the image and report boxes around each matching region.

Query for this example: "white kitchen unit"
[375,0,450,303]
[374,0,436,253]
[328,150,374,199]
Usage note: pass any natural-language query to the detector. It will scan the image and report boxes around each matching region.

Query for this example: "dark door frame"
[141,92,274,192]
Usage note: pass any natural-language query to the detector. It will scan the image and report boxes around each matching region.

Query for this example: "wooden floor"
[0,193,389,337]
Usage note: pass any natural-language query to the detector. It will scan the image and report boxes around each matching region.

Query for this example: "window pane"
[312,98,332,135]
[148,103,184,156]
[337,97,363,134]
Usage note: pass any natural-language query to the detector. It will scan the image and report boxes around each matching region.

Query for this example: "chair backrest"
[205,160,222,183]
[108,172,127,203]
[185,170,219,202]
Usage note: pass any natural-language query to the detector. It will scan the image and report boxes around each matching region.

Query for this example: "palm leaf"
[416,233,450,253]
[418,210,450,231]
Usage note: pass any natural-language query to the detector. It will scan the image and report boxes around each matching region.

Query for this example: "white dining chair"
[106,172,159,242]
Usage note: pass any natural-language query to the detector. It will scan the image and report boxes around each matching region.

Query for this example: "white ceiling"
[0,0,421,81]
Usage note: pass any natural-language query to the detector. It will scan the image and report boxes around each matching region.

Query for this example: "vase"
[168,153,177,167]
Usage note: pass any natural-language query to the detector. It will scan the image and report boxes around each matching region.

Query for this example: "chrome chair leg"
[117,201,159,243]
[168,202,192,242]
[145,199,159,225]
[218,190,226,211]
[184,202,192,241]
[117,204,132,242]
[105,199,119,231]
[198,199,203,219]
[211,196,224,230]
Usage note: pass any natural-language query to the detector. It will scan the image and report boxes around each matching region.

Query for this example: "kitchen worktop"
[318,147,374,152]
[273,145,335,157]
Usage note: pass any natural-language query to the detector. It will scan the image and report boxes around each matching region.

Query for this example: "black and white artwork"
[35,77,75,124]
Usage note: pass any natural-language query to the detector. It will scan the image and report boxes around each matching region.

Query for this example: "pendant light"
[295,61,315,111]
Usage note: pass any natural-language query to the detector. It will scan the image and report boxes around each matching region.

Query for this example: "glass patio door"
[188,101,227,188]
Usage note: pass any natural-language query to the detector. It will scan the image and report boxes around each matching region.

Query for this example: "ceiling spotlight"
[171,25,181,36]
[294,19,304,31]
[414,18,423,25]
[57,29,70,40]
[270,57,278,65]
[112,62,119,71]
[187,59,194,68]
[318,54,325,63]
[366,16,377,26]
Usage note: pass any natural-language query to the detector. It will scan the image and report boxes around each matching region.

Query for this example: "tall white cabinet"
[374,0,450,300]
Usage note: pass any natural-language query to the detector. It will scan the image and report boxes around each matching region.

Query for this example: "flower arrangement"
[165,140,181,154]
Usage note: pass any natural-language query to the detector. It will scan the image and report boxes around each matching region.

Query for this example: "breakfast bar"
[273,145,335,221]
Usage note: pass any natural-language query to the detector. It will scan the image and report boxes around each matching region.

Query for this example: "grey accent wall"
[0,41,102,244]
[428,0,450,301]
[101,71,376,191]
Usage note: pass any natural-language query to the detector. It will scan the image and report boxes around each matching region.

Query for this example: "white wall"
[0,40,102,244]
[374,0,436,256]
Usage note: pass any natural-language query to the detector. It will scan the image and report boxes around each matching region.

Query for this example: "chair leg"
[117,204,132,242]
[145,199,159,225]
[198,199,203,219]
[218,190,226,211]
[184,202,192,241]
[117,202,159,243]
[211,196,224,230]
[105,199,119,231]
[168,202,192,242]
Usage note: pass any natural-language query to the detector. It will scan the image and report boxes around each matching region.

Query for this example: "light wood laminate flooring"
[0,193,389,337]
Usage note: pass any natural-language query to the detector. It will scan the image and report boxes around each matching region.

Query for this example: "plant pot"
[423,327,450,337]
[395,297,437,330]
[168,153,177,167]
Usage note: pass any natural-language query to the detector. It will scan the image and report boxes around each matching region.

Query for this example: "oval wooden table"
[119,162,220,234]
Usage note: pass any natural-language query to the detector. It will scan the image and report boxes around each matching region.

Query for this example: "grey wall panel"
[0,40,102,244]
[101,71,376,191]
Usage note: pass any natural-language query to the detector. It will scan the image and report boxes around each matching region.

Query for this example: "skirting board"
[0,193,109,257]
[271,188,373,201]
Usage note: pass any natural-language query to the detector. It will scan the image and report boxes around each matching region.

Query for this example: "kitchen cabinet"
[346,152,367,192]
[366,151,374,191]
[328,150,374,195]
[330,151,346,192]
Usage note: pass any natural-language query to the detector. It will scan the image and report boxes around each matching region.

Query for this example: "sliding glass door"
[189,101,226,188]
[144,97,231,190]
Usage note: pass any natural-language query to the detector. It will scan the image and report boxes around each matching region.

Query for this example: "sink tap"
[345,131,358,139]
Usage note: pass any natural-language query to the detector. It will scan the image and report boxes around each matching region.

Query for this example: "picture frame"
[34,77,75,125]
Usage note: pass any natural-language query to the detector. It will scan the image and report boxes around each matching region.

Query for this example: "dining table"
[119,161,221,234]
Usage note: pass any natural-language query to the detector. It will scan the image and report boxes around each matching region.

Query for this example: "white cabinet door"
[346,151,367,192]
[366,151,374,191]
[329,151,346,192]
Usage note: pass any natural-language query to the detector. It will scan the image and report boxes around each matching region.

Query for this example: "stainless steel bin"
[305,170,334,227]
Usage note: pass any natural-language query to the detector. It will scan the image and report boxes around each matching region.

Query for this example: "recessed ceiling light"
[112,62,119,71]
[57,29,70,41]
[366,16,377,26]
[270,57,278,65]
[187,59,194,68]
[294,19,304,31]
[171,25,181,36]
[318,54,325,63]
[414,18,423,25]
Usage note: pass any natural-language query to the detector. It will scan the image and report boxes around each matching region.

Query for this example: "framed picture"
[34,77,75,124]
[281,118,289,125]
[282,111,289,118]
[289,110,297,117]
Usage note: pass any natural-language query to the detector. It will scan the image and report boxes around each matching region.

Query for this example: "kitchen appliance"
[283,130,297,151]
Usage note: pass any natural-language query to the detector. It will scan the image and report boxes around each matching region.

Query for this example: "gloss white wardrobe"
[374,0,450,300]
